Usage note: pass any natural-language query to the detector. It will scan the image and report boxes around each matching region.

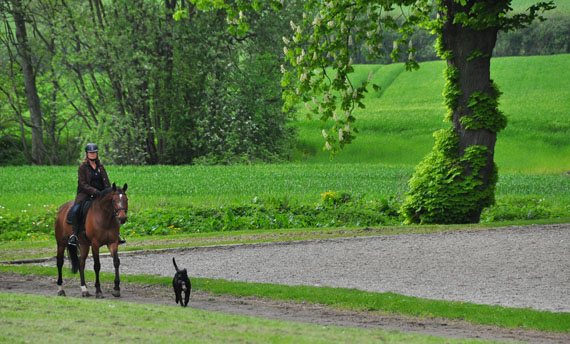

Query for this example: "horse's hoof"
[96,292,104,299]
[112,290,120,298]
[81,291,91,297]
[57,290,66,297]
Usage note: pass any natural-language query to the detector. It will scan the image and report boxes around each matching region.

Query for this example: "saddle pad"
[65,200,93,226]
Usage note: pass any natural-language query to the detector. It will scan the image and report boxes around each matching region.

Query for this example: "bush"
[120,194,402,237]
[481,197,560,222]
[494,16,570,57]
[1,192,566,241]
[0,205,56,241]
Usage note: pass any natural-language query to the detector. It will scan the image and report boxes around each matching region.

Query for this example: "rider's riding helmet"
[85,143,98,153]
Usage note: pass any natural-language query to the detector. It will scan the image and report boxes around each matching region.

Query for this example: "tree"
[2,0,47,164]
[192,0,554,223]
[276,0,554,224]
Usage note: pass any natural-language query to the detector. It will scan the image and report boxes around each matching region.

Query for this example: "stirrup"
[68,234,78,246]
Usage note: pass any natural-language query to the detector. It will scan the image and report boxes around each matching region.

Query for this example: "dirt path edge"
[0,272,568,343]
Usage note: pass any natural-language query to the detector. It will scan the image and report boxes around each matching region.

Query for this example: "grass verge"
[2,264,568,333]
[1,293,491,344]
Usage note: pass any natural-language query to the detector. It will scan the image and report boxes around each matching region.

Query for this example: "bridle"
[112,192,128,217]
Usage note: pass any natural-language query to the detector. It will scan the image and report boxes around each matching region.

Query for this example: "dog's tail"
[173,257,179,272]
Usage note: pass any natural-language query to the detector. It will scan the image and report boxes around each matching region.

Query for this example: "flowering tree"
[184,0,554,224]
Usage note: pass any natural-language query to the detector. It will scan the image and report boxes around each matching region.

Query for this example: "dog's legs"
[184,286,190,307]
[175,285,182,305]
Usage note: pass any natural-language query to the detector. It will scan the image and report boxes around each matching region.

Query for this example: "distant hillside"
[290,54,570,174]
[512,0,569,14]
[354,0,569,63]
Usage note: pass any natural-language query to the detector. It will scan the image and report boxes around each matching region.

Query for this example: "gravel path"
[93,223,570,313]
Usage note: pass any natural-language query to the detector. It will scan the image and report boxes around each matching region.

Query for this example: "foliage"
[1,164,568,241]
[0,0,299,165]
[461,81,507,132]
[495,14,570,56]
[0,204,56,241]
[481,196,556,222]
[400,129,498,224]
[0,193,401,241]
[280,0,431,154]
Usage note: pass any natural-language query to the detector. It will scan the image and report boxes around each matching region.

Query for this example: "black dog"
[172,257,191,307]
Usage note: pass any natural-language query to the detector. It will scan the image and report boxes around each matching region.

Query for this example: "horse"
[54,182,128,298]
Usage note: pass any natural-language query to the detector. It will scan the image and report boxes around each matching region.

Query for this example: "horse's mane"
[96,187,114,199]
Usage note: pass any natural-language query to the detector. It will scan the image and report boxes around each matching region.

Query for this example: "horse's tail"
[67,244,80,274]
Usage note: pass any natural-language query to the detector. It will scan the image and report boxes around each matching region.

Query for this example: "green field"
[1,164,569,211]
[1,55,569,240]
[291,54,570,174]
[512,0,570,14]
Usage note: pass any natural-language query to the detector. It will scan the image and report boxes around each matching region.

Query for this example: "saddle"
[65,200,93,235]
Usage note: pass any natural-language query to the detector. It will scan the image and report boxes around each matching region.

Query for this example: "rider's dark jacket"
[74,159,111,205]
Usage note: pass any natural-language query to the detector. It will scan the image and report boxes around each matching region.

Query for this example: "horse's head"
[111,183,128,224]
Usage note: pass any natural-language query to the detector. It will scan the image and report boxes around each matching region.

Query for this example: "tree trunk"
[154,0,177,162]
[442,1,500,223]
[11,0,46,164]
[402,1,507,224]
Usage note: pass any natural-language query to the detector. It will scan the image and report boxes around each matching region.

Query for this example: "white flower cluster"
[313,13,321,26]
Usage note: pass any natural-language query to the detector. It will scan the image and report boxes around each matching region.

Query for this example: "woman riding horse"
[55,182,128,298]
[68,143,125,246]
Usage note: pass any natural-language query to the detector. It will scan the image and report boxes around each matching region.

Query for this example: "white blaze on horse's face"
[113,192,128,224]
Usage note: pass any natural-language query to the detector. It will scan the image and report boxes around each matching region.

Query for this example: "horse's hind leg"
[79,244,91,297]
[56,243,66,296]
[92,245,104,299]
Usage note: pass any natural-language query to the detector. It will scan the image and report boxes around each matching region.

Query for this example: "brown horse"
[54,183,128,298]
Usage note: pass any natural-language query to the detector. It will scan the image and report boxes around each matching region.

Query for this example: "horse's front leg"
[109,242,121,297]
[56,243,66,296]
[92,245,104,299]
[79,243,91,297]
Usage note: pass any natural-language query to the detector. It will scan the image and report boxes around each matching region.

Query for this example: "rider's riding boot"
[68,205,80,246]
[118,237,126,245]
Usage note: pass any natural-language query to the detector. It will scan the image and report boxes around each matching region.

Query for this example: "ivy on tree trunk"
[402,0,509,224]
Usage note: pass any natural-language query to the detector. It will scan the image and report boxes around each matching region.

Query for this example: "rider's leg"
[68,204,81,246]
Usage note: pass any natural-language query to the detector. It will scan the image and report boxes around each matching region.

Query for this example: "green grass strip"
[2,264,568,333]
[0,293,496,344]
